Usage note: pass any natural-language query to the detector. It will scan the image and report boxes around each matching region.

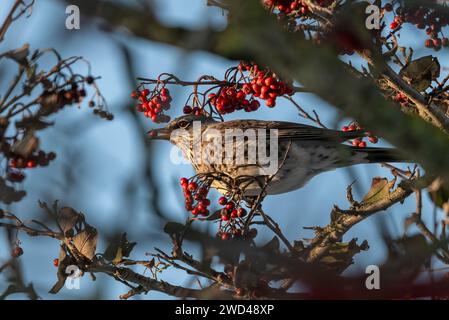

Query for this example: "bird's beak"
[147,128,171,140]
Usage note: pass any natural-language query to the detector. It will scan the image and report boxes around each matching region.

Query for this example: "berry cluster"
[7,151,56,183]
[215,195,253,241]
[182,105,204,116]
[263,0,337,15]
[92,108,114,120]
[131,87,172,123]
[392,91,412,108]
[56,79,113,120]
[263,0,309,15]
[180,177,211,216]
[237,62,294,108]
[206,87,260,115]
[387,4,449,51]
[342,123,378,148]
[179,176,255,241]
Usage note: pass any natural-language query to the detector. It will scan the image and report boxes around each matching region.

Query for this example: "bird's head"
[147,114,216,142]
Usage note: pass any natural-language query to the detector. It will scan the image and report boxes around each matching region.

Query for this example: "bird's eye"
[177,120,189,128]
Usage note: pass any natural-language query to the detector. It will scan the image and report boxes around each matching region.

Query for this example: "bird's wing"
[210,120,365,142]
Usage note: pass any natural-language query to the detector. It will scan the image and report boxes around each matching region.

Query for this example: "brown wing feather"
[209,120,365,142]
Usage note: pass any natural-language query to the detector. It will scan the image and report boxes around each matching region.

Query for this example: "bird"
[148,114,407,196]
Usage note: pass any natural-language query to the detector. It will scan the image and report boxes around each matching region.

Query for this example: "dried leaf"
[234,260,258,289]
[0,178,26,204]
[103,233,136,264]
[11,132,39,158]
[5,43,29,64]
[49,246,73,294]
[58,207,82,233]
[15,116,53,130]
[361,177,395,206]
[73,225,98,260]
[319,239,369,272]
[399,56,440,92]
[38,92,64,116]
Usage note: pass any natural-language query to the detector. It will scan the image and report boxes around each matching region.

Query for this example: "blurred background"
[0,0,447,299]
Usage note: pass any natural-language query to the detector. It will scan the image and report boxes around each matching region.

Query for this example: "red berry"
[183,105,193,114]
[242,84,252,95]
[218,196,227,205]
[225,202,235,211]
[265,98,276,107]
[201,199,211,207]
[264,77,274,86]
[390,21,399,30]
[260,86,270,95]
[235,288,246,296]
[237,208,247,218]
[11,246,23,258]
[141,89,150,96]
[236,91,246,101]
[161,88,170,97]
[358,141,367,148]
[221,232,230,240]
[250,100,260,111]
[131,91,139,99]
[230,210,238,219]
[187,181,198,192]
[433,38,442,48]
[53,258,59,267]
[26,160,37,168]
[180,177,188,186]
[368,136,378,144]
[7,171,25,183]
[222,214,230,221]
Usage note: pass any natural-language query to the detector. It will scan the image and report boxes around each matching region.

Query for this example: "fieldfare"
[149,114,407,196]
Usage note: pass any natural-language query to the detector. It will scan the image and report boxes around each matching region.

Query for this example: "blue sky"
[0,0,447,299]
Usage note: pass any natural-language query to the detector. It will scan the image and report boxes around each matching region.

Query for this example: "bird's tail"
[352,147,409,163]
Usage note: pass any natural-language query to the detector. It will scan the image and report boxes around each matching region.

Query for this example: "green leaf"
[26,64,37,81]
[361,177,395,206]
